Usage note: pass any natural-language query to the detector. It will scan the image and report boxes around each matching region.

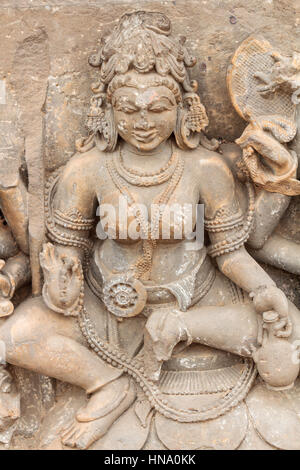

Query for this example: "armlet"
[204,207,244,232]
[206,182,255,258]
[54,208,94,231]
[45,169,94,268]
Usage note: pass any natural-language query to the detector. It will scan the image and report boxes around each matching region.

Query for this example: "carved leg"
[182,301,300,357]
[247,189,290,250]
[0,296,135,449]
[167,304,261,358]
[0,297,121,391]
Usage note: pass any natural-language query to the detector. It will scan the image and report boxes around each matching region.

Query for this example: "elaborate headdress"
[77,11,209,152]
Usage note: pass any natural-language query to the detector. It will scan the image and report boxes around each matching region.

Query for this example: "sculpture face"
[112,75,178,151]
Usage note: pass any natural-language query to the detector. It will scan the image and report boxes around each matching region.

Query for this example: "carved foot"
[61,377,136,450]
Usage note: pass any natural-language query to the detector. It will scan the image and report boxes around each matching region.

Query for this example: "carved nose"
[134,111,154,131]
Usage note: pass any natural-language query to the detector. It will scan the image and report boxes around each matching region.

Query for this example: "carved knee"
[0,297,47,357]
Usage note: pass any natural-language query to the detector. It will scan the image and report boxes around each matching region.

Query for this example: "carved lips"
[132,129,158,142]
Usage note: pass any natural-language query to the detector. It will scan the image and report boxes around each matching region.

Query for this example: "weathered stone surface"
[0,2,299,451]
[0,0,299,172]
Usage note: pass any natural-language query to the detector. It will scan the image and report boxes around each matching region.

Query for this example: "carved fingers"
[251,285,288,316]
[273,317,293,338]
[40,243,80,278]
[40,243,60,275]
[61,257,84,309]
[250,285,292,338]
[253,72,273,94]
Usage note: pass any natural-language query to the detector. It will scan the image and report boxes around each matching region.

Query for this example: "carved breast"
[97,169,200,245]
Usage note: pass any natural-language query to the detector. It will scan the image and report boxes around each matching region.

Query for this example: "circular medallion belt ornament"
[103,273,147,318]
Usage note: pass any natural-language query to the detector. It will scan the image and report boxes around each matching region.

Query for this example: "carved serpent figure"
[0,12,300,450]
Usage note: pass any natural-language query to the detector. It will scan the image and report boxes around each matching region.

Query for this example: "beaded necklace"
[106,144,184,280]
[117,144,178,187]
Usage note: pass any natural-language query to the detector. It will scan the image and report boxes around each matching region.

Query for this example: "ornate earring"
[95,104,118,152]
[85,92,118,152]
[175,93,209,150]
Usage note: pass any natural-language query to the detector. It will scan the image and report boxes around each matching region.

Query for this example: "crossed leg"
[0,296,135,449]
[2,289,300,448]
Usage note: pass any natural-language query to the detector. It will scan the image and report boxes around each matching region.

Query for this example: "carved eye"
[115,104,137,114]
[148,99,174,112]
[148,104,170,113]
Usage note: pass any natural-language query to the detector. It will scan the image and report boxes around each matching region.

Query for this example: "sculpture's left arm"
[200,154,272,291]
[200,153,290,331]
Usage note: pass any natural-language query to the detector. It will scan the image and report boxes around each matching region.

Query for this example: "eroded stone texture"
[0,0,298,168]
[0,2,299,451]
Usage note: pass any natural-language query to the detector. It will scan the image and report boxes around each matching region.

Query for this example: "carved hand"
[144,309,192,381]
[250,285,292,338]
[40,243,83,314]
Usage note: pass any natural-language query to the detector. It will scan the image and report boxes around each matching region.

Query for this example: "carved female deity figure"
[0,11,300,450]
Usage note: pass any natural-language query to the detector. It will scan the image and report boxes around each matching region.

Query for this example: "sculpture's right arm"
[41,153,98,314]
[50,154,98,261]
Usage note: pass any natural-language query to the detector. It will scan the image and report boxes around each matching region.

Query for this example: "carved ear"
[85,93,118,153]
[95,105,118,152]
[174,93,209,150]
[94,105,118,152]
